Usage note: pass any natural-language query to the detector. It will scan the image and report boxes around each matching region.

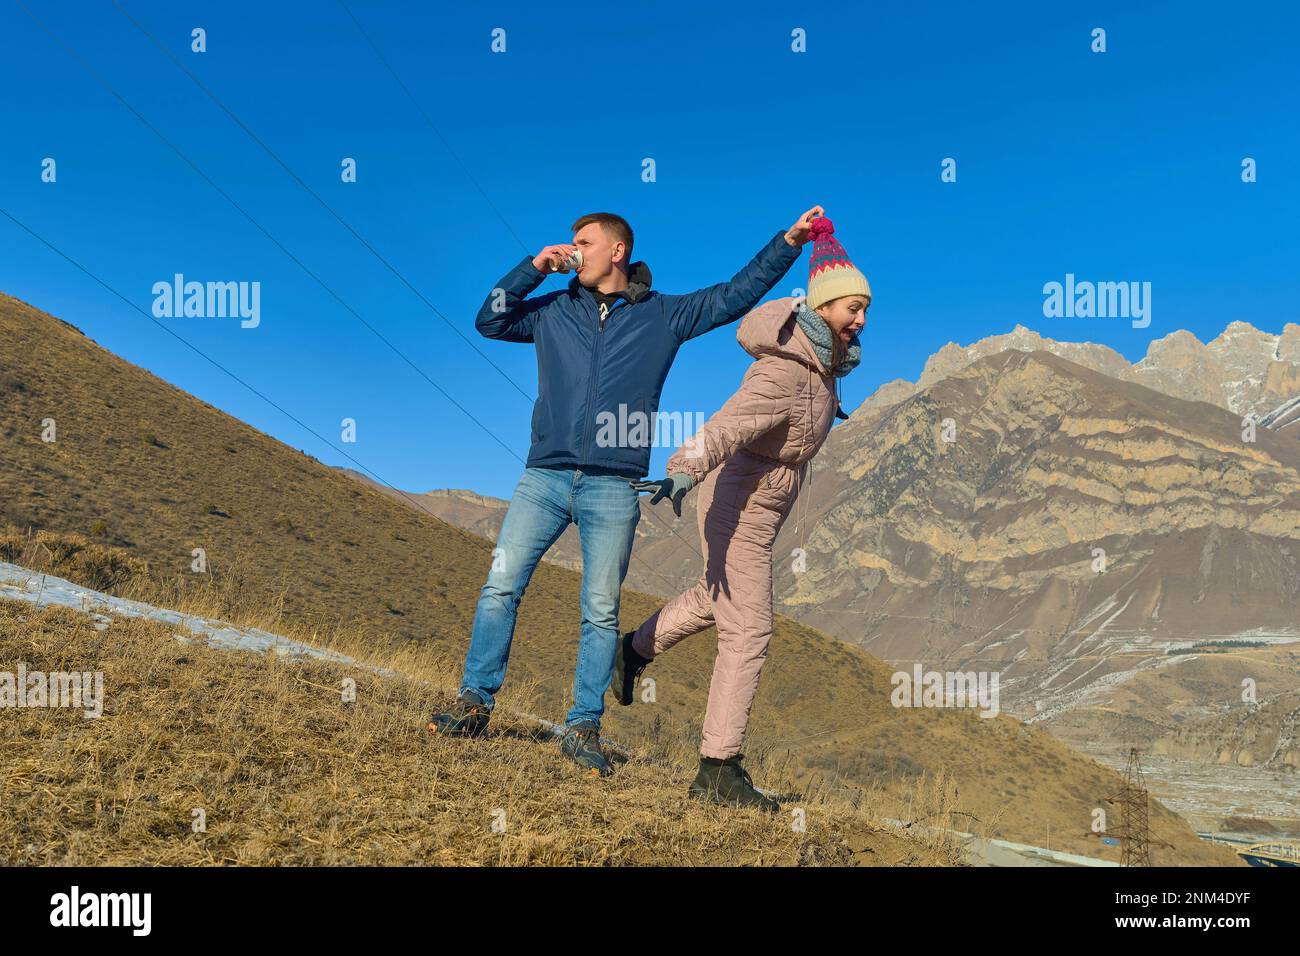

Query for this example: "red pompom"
[809,216,835,238]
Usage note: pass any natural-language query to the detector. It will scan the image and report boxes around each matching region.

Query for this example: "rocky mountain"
[771,340,1300,657]
[862,315,1300,426]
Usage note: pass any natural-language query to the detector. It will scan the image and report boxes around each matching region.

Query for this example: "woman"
[616,217,869,810]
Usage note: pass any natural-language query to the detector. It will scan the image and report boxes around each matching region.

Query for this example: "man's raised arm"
[664,205,823,342]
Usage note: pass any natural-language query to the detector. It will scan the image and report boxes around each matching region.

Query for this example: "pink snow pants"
[631,449,802,759]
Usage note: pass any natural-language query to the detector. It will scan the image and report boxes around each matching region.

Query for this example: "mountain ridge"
[859,310,1300,425]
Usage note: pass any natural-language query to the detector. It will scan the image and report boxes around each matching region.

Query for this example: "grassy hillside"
[0,292,1239,864]
[1,598,951,866]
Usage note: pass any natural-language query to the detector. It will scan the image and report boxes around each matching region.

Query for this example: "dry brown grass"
[1,526,151,593]
[0,598,954,866]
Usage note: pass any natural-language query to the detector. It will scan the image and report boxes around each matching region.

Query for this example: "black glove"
[629,473,695,517]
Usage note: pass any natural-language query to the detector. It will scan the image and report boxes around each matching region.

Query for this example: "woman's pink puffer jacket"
[630,298,843,759]
[665,298,839,485]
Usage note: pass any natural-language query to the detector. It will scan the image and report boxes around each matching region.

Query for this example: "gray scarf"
[795,302,861,378]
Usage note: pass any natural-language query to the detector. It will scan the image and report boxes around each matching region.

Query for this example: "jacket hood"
[736,298,826,374]
[568,261,654,304]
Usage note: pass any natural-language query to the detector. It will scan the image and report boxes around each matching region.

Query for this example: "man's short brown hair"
[571,212,634,261]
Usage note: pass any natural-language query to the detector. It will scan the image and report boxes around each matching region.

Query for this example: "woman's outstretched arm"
[665,356,796,485]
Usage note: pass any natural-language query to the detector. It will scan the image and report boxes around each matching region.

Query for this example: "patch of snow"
[0,561,629,751]
[0,561,363,667]
[1260,394,1300,429]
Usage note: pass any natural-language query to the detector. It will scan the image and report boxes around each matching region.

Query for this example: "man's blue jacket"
[475,231,802,478]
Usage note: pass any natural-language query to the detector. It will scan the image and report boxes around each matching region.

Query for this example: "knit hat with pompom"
[806,217,870,310]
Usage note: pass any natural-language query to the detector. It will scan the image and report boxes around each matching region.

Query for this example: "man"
[428,206,824,776]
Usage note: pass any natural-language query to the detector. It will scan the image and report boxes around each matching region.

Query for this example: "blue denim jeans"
[460,465,641,728]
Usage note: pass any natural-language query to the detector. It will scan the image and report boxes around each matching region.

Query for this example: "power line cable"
[110,0,533,403]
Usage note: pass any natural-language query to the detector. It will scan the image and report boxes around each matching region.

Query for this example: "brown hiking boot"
[426,691,490,737]
[689,754,779,812]
[559,720,613,777]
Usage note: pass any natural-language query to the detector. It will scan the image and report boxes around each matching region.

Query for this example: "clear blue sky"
[3,0,1297,498]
